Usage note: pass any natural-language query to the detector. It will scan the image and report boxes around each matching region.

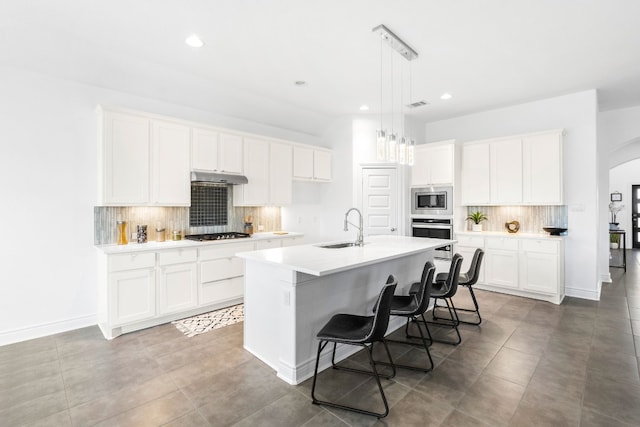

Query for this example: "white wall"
[600,105,640,168]
[424,90,602,300]
[610,159,640,238]
[0,65,325,345]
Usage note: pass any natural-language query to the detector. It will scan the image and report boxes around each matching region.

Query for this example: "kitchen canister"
[116,221,128,245]
[137,225,148,243]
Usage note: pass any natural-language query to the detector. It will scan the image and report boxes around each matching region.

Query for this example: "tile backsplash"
[464,206,568,234]
[94,204,281,244]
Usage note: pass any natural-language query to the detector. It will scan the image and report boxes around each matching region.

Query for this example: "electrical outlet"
[258,224,265,231]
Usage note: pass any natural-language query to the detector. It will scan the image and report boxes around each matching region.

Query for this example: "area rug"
[172,304,244,337]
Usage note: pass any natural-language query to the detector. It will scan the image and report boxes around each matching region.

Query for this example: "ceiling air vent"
[406,100,429,109]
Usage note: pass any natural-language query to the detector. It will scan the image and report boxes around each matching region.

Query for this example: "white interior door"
[362,168,399,236]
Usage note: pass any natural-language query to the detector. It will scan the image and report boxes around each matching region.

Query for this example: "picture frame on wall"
[611,192,622,202]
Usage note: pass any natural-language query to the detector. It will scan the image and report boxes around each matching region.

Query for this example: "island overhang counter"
[236,235,455,385]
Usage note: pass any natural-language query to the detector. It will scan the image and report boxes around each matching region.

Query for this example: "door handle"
[390,227,397,232]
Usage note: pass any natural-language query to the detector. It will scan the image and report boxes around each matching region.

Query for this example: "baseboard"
[0,314,97,347]
[601,273,612,283]
[565,286,600,301]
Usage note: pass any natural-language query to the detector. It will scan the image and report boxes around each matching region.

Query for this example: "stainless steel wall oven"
[411,217,453,259]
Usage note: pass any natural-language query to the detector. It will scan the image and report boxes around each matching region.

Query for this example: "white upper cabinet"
[191,129,243,174]
[461,143,491,205]
[235,139,293,206]
[270,142,293,206]
[490,138,522,204]
[460,130,563,206]
[411,142,454,186]
[218,133,243,174]
[151,120,191,206]
[293,146,332,181]
[522,132,563,205]
[234,138,270,206]
[99,110,151,205]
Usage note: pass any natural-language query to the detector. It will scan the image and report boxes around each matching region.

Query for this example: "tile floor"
[2,251,640,426]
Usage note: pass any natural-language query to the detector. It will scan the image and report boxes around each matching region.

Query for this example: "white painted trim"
[0,314,97,347]
[601,273,613,283]
[565,286,600,301]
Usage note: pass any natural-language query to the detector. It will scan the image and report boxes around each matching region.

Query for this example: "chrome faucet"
[344,208,364,247]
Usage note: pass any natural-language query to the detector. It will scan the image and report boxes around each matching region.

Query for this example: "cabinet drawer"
[200,277,244,306]
[456,235,485,248]
[486,238,518,251]
[199,242,255,261]
[157,248,197,266]
[109,252,156,272]
[255,239,282,250]
[520,239,558,254]
[201,257,244,283]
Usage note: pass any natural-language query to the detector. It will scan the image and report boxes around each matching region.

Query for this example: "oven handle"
[411,224,452,230]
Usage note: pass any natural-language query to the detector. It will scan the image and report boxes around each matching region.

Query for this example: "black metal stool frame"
[311,276,397,418]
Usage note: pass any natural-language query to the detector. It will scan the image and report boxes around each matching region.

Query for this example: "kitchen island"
[236,235,454,384]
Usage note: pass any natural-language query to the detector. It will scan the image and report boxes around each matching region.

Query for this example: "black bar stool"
[435,248,484,325]
[377,261,436,372]
[411,254,464,345]
[311,275,397,418]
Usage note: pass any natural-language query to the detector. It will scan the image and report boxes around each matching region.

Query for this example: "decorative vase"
[472,224,482,232]
[609,222,619,230]
[610,242,619,249]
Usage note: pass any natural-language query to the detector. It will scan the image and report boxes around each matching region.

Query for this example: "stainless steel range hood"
[190,171,248,185]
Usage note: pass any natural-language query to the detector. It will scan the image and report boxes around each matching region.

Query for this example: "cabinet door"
[293,146,314,179]
[234,138,269,206]
[461,143,491,205]
[485,250,518,289]
[281,236,304,247]
[269,143,293,205]
[191,127,219,171]
[429,144,454,184]
[523,132,562,204]
[519,252,558,295]
[411,145,431,186]
[101,111,150,205]
[158,262,198,314]
[218,133,243,174]
[151,120,191,205]
[313,150,332,181]
[110,269,156,325]
[490,138,522,204]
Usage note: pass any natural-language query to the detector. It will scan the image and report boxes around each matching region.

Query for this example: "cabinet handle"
[391,227,397,232]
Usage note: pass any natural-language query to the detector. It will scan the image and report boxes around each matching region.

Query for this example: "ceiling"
[2,1,640,135]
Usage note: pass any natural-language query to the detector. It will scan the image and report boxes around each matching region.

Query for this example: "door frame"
[356,163,408,236]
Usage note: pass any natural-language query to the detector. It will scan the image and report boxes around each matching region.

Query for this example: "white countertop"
[95,232,303,254]
[236,235,455,277]
[456,231,565,239]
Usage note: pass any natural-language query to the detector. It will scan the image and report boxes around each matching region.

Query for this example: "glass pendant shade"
[388,133,398,162]
[398,137,407,164]
[376,130,387,161]
[407,139,415,166]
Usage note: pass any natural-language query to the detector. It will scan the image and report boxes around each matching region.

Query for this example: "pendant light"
[372,25,418,165]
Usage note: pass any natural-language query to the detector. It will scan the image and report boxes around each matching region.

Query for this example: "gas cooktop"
[184,232,251,241]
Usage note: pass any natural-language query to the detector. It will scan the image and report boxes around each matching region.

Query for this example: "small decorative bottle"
[117,221,128,245]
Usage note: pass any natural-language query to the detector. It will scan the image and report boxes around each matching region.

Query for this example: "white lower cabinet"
[456,233,564,304]
[484,237,519,289]
[107,252,156,326]
[519,239,562,295]
[198,242,254,306]
[157,249,198,315]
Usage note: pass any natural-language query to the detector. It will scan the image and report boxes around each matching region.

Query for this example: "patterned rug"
[172,304,244,337]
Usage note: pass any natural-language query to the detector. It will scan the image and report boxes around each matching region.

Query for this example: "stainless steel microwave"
[411,186,453,215]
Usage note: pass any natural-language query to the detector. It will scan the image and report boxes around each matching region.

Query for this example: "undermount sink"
[316,242,364,249]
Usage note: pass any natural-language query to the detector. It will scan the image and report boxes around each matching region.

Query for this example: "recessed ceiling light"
[185,34,204,48]
[440,93,453,100]
[294,81,307,86]
[360,105,370,111]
